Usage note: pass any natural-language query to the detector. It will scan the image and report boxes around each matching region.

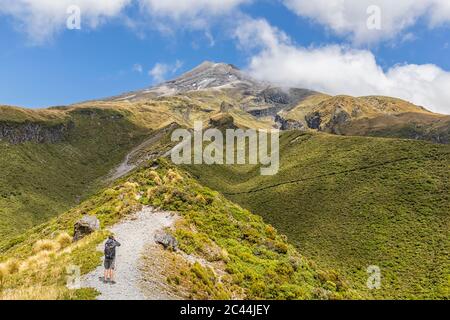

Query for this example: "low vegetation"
[184,131,450,299]
[0,159,359,300]
[0,107,150,239]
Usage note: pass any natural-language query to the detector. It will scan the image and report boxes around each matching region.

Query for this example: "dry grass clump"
[163,169,183,184]
[3,259,20,274]
[20,251,52,272]
[55,232,72,249]
[0,285,66,300]
[147,187,159,199]
[0,264,9,284]
[194,194,207,205]
[33,239,60,254]
[0,259,21,284]
[123,181,140,190]
[148,170,162,185]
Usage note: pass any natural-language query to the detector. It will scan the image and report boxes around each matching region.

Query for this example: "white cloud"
[0,0,249,43]
[149,60,183,83]
[137,0,250,32]
[0,0,131,43]
[283,0,450,44]
[236,18,450,114]
[139,0,249,19]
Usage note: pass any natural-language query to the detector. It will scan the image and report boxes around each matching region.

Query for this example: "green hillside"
[184,132,450,299]
[0,98,269,241]
[0,160,358,300]
[0,107,149,239]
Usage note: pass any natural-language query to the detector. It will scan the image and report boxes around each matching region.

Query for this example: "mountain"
[109,61,450,144]
[0,61,449,300]
[278,94,450,143]
[0,61,448,239]
[112,61,258,100]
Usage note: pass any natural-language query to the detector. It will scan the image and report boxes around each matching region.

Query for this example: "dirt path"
[109,125,176,180]
[81,207,178,300]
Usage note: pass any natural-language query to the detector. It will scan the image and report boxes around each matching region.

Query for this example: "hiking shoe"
[109,280,117,285]
[99,277,108,283]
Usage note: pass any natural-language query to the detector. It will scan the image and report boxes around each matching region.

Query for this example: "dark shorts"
[104,257,116,270]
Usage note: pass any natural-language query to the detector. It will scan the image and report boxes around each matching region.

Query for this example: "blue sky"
[0,0,449,114]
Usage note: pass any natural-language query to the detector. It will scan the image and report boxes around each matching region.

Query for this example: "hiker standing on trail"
[104,235,121,284]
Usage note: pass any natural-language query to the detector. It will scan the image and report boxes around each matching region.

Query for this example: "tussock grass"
[0,285,66,300]
[164,169,183,184]
[3,259,20,274]
[32,239,60,254]
[55,233,72,249]
[148,170,162,185]
[0,264,8,284]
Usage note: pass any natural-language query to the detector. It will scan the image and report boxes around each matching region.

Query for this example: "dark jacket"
[104,239,121,259]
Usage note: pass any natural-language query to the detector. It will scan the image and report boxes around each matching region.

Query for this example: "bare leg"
[104,269,108,281]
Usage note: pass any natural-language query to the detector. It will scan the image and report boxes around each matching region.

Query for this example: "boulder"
[275,115,306,131]
[73,215,100,241]
[154,231,178,251]
[220,101,234,113]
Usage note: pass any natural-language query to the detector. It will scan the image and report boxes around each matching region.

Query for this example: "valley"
[0,61,449,300]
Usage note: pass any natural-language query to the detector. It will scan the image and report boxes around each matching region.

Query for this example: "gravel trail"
[81,207,177,300]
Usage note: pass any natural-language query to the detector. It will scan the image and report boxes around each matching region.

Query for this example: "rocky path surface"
[81,207,178,300]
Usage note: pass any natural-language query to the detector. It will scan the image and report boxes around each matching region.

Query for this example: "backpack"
[104,241,115,259]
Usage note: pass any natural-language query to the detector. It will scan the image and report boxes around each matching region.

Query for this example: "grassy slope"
[0,107,149,239]
[0,96,273,240]
[0,160,357,300]
[280,95,450,144]
[184,132,450,299]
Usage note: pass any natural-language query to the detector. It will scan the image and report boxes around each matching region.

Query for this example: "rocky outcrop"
[0,121,73,144]
[257,88,291,105]
[73,215,100,241]
[305,108,351,133]
[220,101,234,113]
[209,114,237,129]
[275,115,306,131]
[154,231,178,251]
[326,109,351,134]
[305,112,322,130]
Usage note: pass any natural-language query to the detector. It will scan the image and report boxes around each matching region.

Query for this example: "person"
[103,235,121,284]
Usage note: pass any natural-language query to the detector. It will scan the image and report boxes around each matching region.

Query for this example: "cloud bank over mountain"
[1,1,449,114]
[236,18,450,114]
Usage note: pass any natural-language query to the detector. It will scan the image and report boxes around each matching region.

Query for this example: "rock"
[306,112,322,130]
[154,231,178,251]
[209,114,237,129]
[275,115,306,131]
[0,121,73,145]
[258,88,291,105]
[73,215,100,241]
[220,101,234,113]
